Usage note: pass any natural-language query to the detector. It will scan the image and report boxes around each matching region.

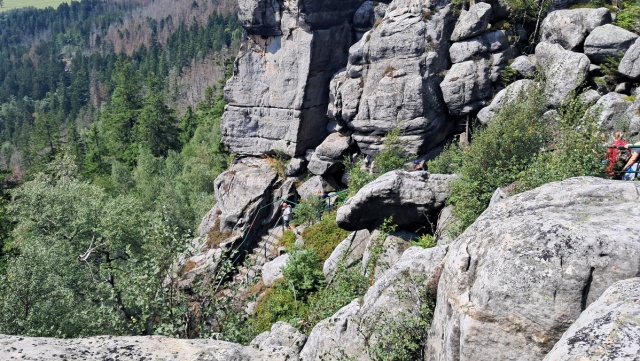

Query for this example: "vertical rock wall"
[222,0,366,157]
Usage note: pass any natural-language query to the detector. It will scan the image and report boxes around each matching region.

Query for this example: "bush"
[280,229,296,252]
[282,249,326,299]
[426,142,463,174]
[447,83,549,235]
[615,0,640,33]
[302,212,351,261]
[251,281,306,333]
[292,196,325,226]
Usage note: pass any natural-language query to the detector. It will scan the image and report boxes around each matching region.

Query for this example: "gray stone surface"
[336,171,454,231]
[328,1,456,155]
[262,253,290,287]
[301,246,447,361]
[323,229,371,282]
[477,79,536,124]
[510,55,536,78]
[619,37,640,80]
[238,0,282,36]
[440,59,493,116]
[535,42,590,107]
[0,335,282,361]
[586,92,631,132]
[540,8,612,51]
[250,321,307,357]
[427,177,640,361]
[223,1,365,157]
[450,2,493,42]
[584,24,639,64]
[285,158,306,176]
[361,230,415,281]
[543,278,640,361]
[307,132,353,175]
[198,158,278,236]
[296,175,336,200]
[449,30,508,64]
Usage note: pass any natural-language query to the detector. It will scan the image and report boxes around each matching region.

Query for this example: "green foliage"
[500,65,518,85]
[598,56,624,92]
[344,156,375,196]
[426,142,463,174]
[615,0,640,33]
[280,229,297,252]
[447,84,549,235]
[292,196,325,226]
[364,217,396,281]
[367,275,435,361]
[282,249,326,299]
[302,212,351,261]
[412,234,436,248]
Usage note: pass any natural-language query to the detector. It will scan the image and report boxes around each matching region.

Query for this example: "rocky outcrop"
[222,0,365,157]
[361,230,415,281]
[535,42,590,107]
[619,37,640,80]
[301,246,447,361]
[509,55,536,78]
[323,229,370,282]
[307,132,353,176]
[586,92,632,132]
[543,278,640,361]
[262,253,290,287]
[0,335,280,360]
[250,321,307,358]
[450,2,493,42]
[477,79,535,124]
[328,1,456,155]
[427,177,640,361]
[336,171,454,231]
[441,59,493,116]
[539,8,611,51]
[583,24,639,64]
[198,158,278,236]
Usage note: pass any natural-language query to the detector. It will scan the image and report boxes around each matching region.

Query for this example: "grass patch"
[302,212,351,261]
[0,0,71,12]
[280,229,296,252]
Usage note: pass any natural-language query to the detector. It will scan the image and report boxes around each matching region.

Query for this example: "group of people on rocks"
[606,131,640,180]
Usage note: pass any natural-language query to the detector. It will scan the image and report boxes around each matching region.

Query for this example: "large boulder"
[585,92,632,132]
[427,177,640,361]
[222,0,365,157]
[440,59,493,116]
[535,42,590,107]
[301,246,447,361]
[476,79,535,124]
[198,158,278,236]
[307,132,353,175]
[250,321,307,358]
[619,37,640,80]
[0,335,283,360]
[336,171,454,231]
[262,254,290,287]
[509,55,536,78]
[539,8,611,51]
[361,230,415,281]
[323,229,371,282]
[543,278,640,361]
[328,1,457,155]
[583,24,639,64]
[450,2,493,42]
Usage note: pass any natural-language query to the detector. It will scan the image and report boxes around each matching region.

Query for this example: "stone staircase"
[233,225,284,285]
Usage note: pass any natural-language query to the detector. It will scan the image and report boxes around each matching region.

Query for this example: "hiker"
[607,131,628,178]
[282,202,292,229]
[622,142,640,181]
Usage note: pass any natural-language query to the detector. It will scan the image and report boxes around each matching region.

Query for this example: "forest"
[0,0,244,337]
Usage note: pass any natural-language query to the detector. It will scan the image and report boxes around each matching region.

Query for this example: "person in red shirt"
[607,131,627,178]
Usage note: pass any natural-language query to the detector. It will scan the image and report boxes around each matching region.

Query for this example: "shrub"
[251,280,306,333]
[447,83,548,235]
[302,212,351,261]
[426,142,463,174]
[615,0,640,33]
[282,249,326,299]
[280,229,296,252]
[292,196,325,226]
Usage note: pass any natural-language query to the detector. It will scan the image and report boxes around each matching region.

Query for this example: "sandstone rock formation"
[477,79,535,124]
[336,171,454,231]
[222,0,365,157]
[619,37,640,80]
[323,229,370,282]
[301,246,447,360]
[539,7,611,51]
[427,177,640,361]
[262,253,290,287]
[250,321,307,358]
[543,278,640,361]
[583,24,638,64]
[328,0,456,155]
[535,42,590,107]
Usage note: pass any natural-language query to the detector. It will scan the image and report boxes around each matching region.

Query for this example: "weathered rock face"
[301,246,447,361]
[198,158,278,236]
[539,8,611,51]
[336,171,454,231]
[307,132,353,175]
[250,321,307,358]
[361,230,415,281]
[440,59,493,116]
[427,177,640,361]
[0,335,281,361]
[323,229,370,282]
[583,24,639,64]
[222,0,366,157]
[619,37,640,80]
[450,2,493,42]
[509,55,536,78]
[586,92,632,132]
[262,253,290,287]
[543,278,640,361]
[328,0,456,155]
[476,79,535,124]
[535,42,590,107]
